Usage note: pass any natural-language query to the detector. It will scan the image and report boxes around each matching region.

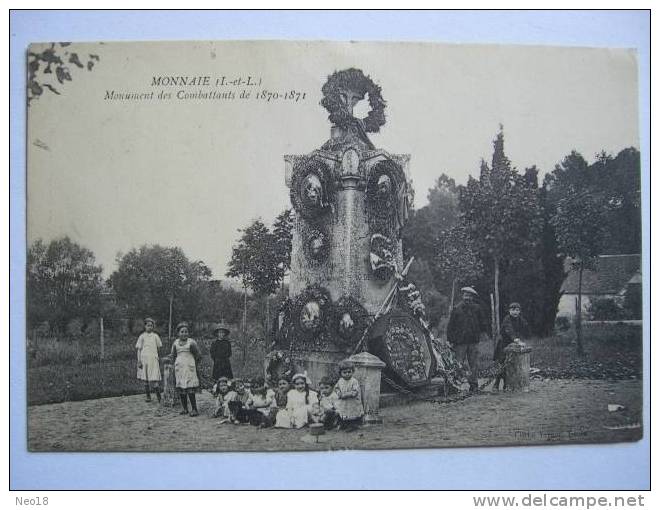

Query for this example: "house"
[557,254,641,317]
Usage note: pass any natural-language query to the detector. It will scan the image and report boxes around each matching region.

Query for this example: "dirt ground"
[27,378,642,452]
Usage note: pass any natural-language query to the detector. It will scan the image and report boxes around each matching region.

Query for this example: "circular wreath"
[366,160,406,239]
[302,227,330,265]
[282,286,334,350]
[332,295,369,348]
[321,68,386,133]
[289,158,335,220]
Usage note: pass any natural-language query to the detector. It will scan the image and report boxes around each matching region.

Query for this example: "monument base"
[289,351,347,385]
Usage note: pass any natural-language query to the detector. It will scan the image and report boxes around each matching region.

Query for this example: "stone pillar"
[504,342,532,392]
[348,351,386,425]
[161,358,178,407]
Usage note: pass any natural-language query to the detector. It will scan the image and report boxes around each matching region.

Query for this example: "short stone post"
[161,357,178,407]
[348,352,386,425]
[504,341,532,392]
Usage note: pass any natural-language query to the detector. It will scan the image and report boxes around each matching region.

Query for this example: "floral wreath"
[332,295,370,348]
[289,157,335,220]
[264,350,296,384]
[385,324,428,384]
[302,227,330,265]
[366,160,406,240]
[280,286,334,350]
[320,68,386,133]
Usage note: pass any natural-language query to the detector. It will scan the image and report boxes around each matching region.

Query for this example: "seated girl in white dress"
[274,372,318,429]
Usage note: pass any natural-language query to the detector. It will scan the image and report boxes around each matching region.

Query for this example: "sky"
[27,40,639,279]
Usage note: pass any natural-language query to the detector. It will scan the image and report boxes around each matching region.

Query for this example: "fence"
[27,318,269,406]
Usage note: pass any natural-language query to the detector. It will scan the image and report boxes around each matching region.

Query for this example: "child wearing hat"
[169,322,202,416]
[493,302,530,391]
[334,360,363,431]
[209,322,233,380]
[135,318,163,403]
[274,372,318,429]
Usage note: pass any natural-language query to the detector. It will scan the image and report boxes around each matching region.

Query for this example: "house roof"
[561,254,641,295]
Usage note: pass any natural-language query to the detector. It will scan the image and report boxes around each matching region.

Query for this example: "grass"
[27,322,642,405]
[27,331,269,405]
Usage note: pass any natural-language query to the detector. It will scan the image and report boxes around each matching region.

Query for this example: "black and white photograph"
[25,39,643,453]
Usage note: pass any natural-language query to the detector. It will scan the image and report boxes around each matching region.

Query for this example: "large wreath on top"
[321,68,386,133]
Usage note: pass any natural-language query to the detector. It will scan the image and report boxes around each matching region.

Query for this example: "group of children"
[212,361,363,431]
[135,318,364,431]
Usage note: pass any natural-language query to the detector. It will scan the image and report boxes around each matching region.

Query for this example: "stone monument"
[268,69,438,390]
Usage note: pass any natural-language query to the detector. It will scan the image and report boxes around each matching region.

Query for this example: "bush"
[588,297,629,321]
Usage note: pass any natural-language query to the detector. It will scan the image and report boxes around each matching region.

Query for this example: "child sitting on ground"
[227,378,252,424]
[212,376,236,422]
[334,359,363,432]
[274,373,318,429]
[318,375,340,430]
[244,376,276,427]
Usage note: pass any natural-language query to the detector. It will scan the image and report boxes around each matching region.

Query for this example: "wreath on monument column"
[282,286,334,350]
[289,158,335,220]
[321,68,386,133]
[366,160,406,240]
[332,296,369,348]
[301,226,330,265]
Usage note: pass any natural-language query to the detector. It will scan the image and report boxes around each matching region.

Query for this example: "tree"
[460,127,542,336]
[226,219,284,337]
[27,237,104,333]
[435,221,484,312]
[402,174,460,264]
[272,209,294,288]
[109,245,211,336]
[550,188,605,355]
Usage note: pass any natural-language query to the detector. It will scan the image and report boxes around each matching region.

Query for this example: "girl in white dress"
[275,373,318,429]
[169,322,201,417]
[135,317,162,403]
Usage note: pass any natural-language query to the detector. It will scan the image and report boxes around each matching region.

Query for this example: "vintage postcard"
[26,40,642,452]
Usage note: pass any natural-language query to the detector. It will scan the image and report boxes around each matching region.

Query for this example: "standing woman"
[209,322,233,380]
[170,322,202,417]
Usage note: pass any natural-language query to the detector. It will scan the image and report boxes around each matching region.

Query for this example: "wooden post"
[161,357,178,407]
[490,293,497,343]
[449,278,456,314]
[99,317,105,360]
[504,342,532,392]
[168,294,173,341]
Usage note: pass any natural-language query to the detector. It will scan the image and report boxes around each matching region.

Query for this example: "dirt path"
[27,379,642,452]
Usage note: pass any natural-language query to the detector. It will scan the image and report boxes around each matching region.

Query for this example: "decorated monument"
[268,69,442,389]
